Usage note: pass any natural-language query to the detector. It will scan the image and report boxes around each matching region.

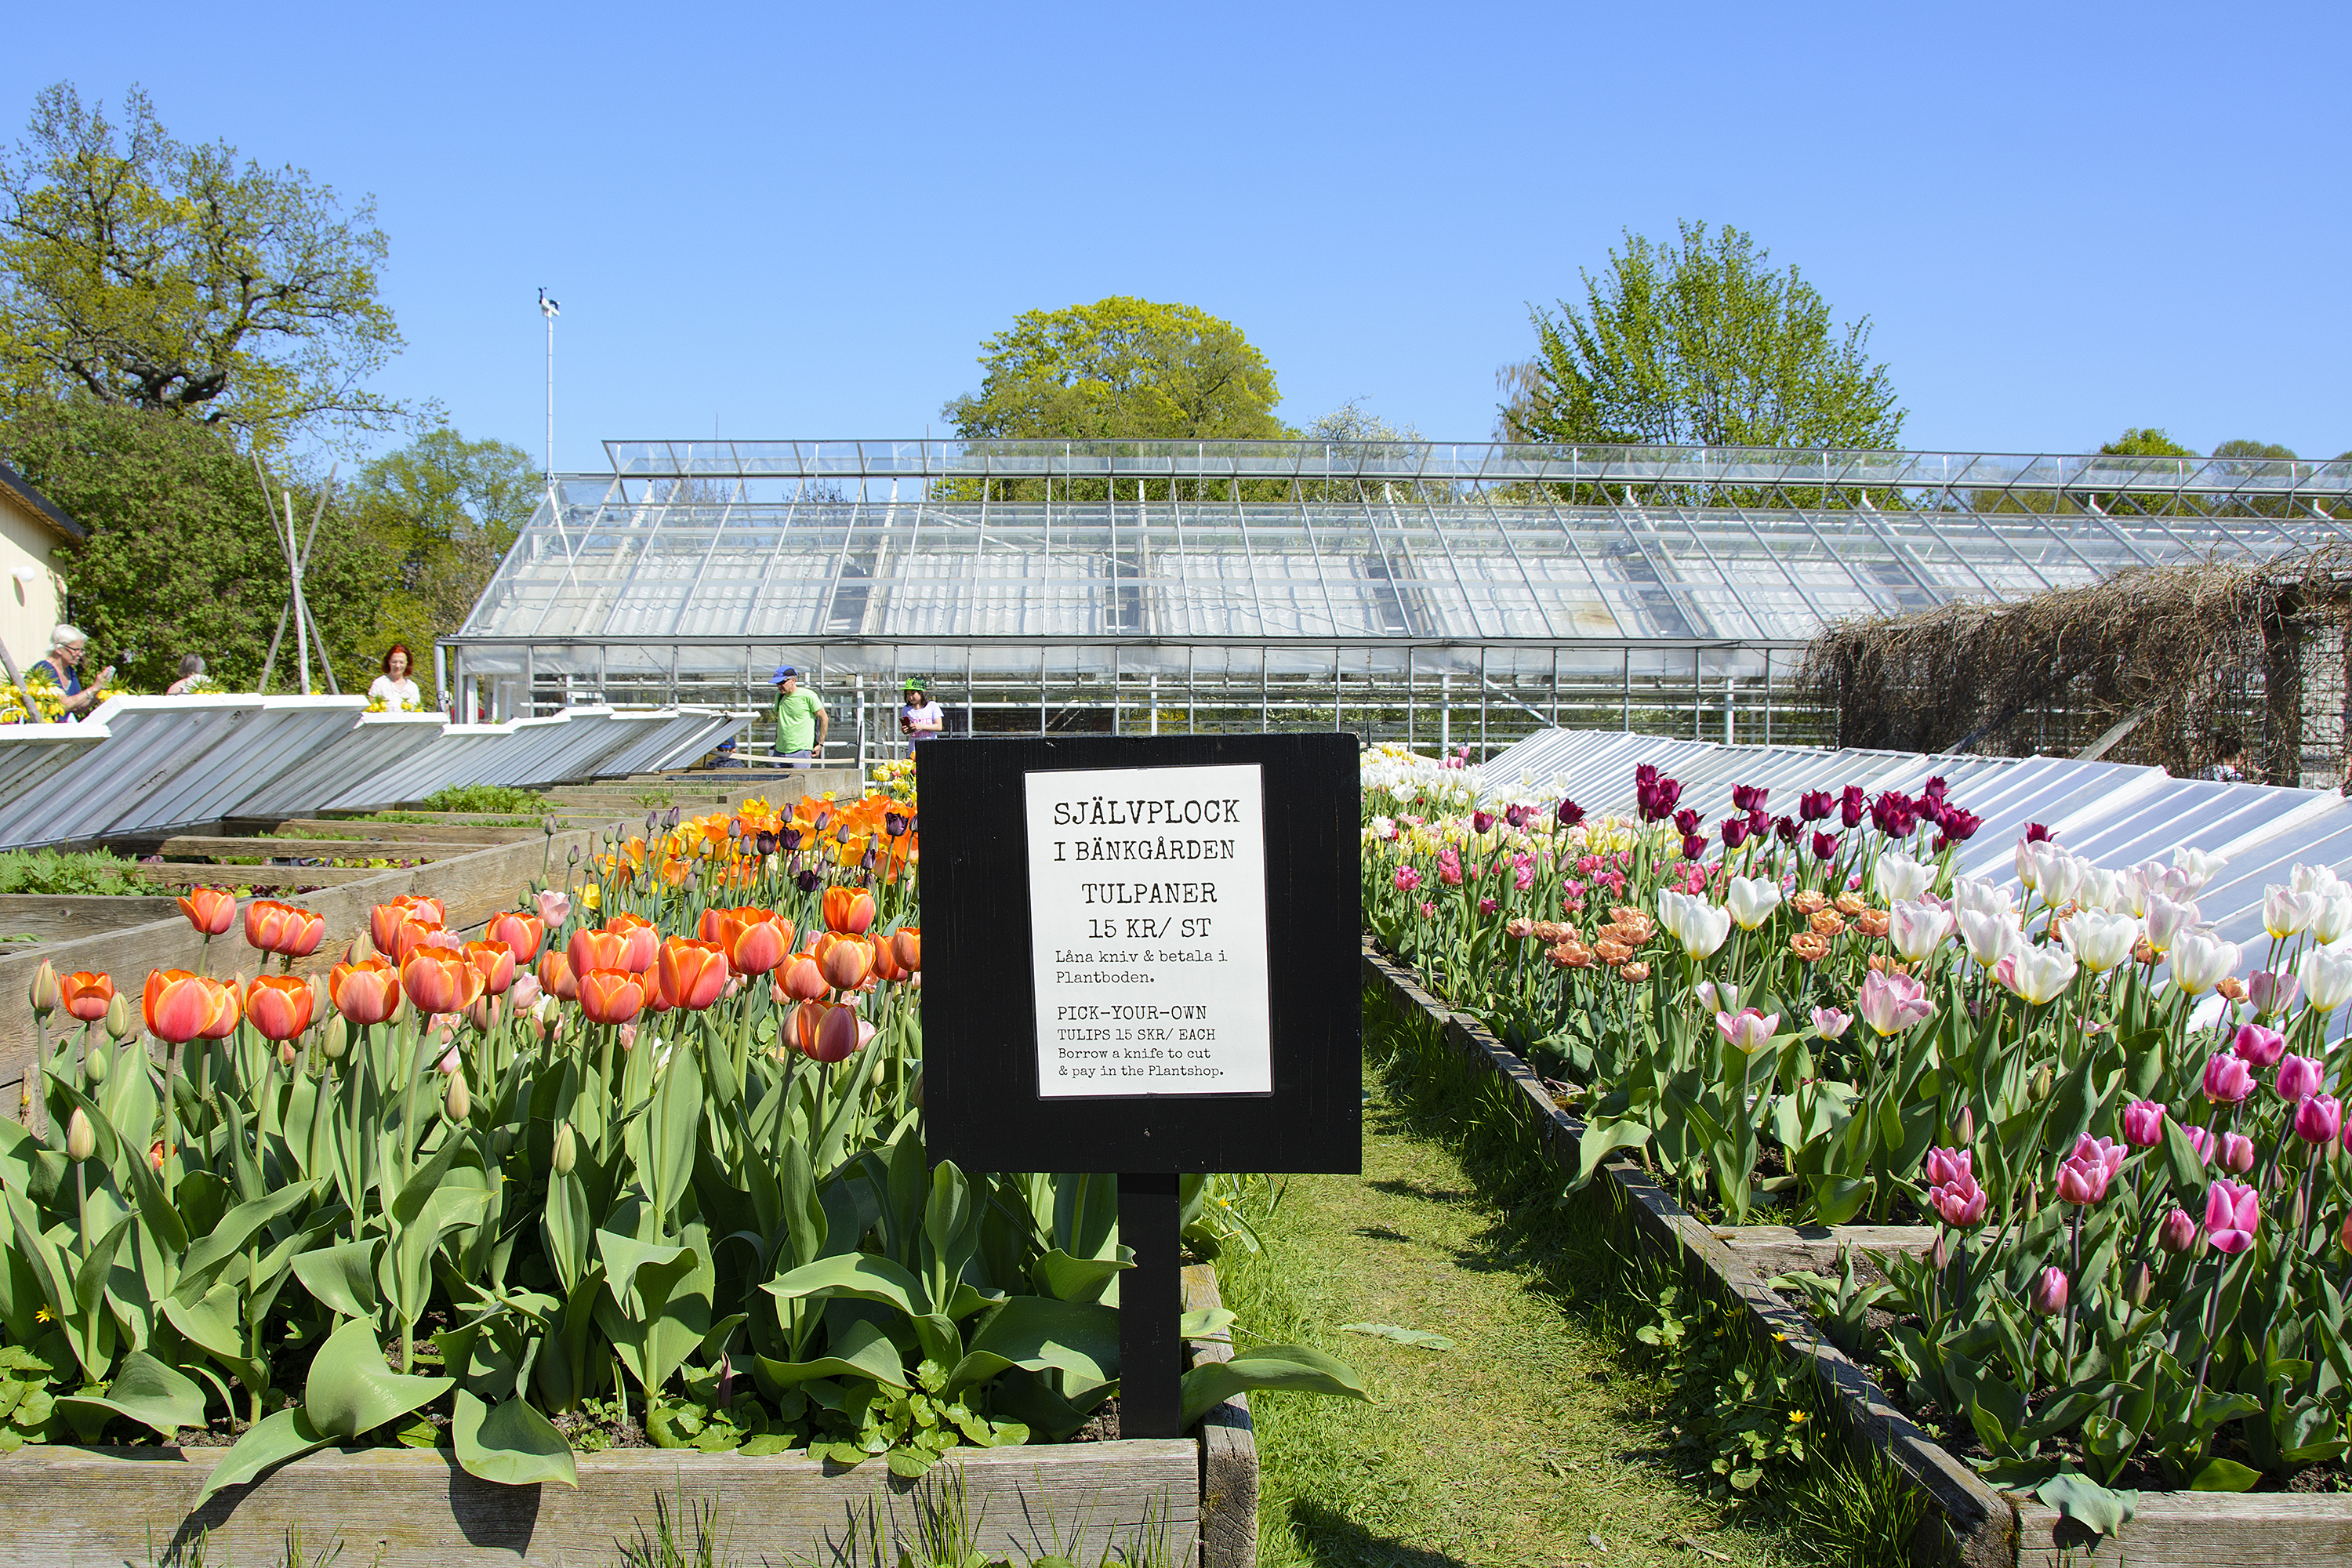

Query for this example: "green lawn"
[1215,1061,1797,1568]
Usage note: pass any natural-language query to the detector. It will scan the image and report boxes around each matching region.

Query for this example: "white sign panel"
[1024,763,1272,1098]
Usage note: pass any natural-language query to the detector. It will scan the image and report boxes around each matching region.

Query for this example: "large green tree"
[1506,221,1904,451]
[344,429,540,700]
[2,401,397,691]
[0,82,401,452]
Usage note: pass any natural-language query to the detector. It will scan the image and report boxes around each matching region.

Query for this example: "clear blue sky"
[8,1,2347,471]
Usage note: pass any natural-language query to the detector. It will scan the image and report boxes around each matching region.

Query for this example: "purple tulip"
[1555,798,1586,829]
[2157,1207,2198,1253]
[2297,1094,2343,1146]
[2202,1053,2256,1105]
[1720,815,1751,849]
[2232,1024,2287,1067]
[1799,790,1834,822]
[2031,1267,2069,1316]
[2121,1099,2166,1148]
[1811,830,1839,860]
[2278,1053,2325,1102]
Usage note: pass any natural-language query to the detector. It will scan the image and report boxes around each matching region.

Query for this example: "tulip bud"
[83,1044,110,1086]
[2028,1064,2053,1105]
[1955,1107,1974,1146]
[321,1015,349,1061]
[445,1070,470,1123]
[27,960,58,1016]
[2339,1211,2352,1257]
[104,990,137,1040]
[278,1041,298,1069]
[2127,1262,2153,1308]
[64,1108,94,1163]
[2292,1185,2310,1231]
[551,1120,577,1176]
[1932,1234,1950,1272]
[2158,1207,2198,1253]
[2031,1266,2069,1317]
[349,932,378,965]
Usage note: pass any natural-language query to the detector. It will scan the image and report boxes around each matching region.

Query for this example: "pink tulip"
[2232,1024,2287,1066]
[2221,1132,2256,1174]
[2068,1134,2127,1181]
[1715,1008,1780,1054]
[1923,1146,1972,1189]
[2121,1100,2166,1148]
[535,889,572,927]
[2183,1125,2214,1164]
[1811,1006,1853,1040]
[2202,1053,2255,1105]
[1932,1174,1987,1228]
[1418,901,1436,919]
[2296,1094,2343,1146]
[1859,969,1935,1036]
[2250,970,2301,1018]
[2204,1179,2259,1254]
[2031,1267,2069,1316]
[2278,1053,2325,1102]
[2157,1207,2198,1253]
[1393,866,1422,894]
[2056,1153,2112,1206]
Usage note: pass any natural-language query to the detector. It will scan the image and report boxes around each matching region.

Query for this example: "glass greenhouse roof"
[453,439,2350,677]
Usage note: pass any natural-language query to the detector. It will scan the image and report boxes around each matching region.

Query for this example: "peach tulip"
[329,957,403,1025]
[567,927,627,978]
[245,975,315,1041]
[485,911,546,964]
[822,886,876,935]
[891,926,920,974]
[370,895,442,954]
[537,948,579,1001]
[721,909,791,977]
[866,933,903,984]
[578,967,646,1026]
[656,938,728,1011]
[143,970,221,1043]
[793,999,866,1063]
[58,971,114,1023]
[178,887,236,936]
[814,931,872,991]
[774,951,829,1003]
[604,913,659,974]
[401,949,485,1016]
[464,940,517,996]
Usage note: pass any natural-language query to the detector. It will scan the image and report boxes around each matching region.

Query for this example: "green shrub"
[0,847,148,896]
[415,783,548,814]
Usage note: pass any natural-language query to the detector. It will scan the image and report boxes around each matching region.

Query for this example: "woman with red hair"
[370,644,423,710]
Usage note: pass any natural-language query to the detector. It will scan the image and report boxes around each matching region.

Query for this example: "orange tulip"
[774,951,829,1003]
[604,913,659,974]
[578,967,645,1026]
[485,910,546,964]
[370,895,443,955]
[58,971,114,1022]
[244,898,291,951]
[143,970,213,1043]
[276,905,325,958]
[656,937,729,1012]
[792,999,866,1063]
[891,926,920,974]
[401,949,486,1016]
[866,933,903,984]
[696,907,728,945]
[721,909,791,977]
[822,886,876,935]
[330,957,403,1025]
[464,940,517,996]
[197,979,242,1040]
[568,927,627,978]
[245,975,315,1041]
[538,949,579,1001]
[178,888,236,937]
[814,931,872,992]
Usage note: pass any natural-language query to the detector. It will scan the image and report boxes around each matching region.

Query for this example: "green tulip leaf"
[764,1252,924,1316]
[2188,1457,2262,1493]
[2034,1472,2139,1536]
[1178,1343,1367,1432]
[755,1317,909,1390]
[58,1350,207,1439]
[946,1296,1120,1395]
[290,1237,382,1320]
[1029,1249,1131,1305]
[452,1388,577,1489]
[174,1181,318,1301]
[191,1406,333,1508]
[303,1316,453,1441]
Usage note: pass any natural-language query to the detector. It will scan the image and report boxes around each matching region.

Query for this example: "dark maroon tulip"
[1472,810,1495,834]
[1555,798,1586,829]
[1674,808,1700,837]
[1812,830,1839,859]
[1731,783,1767,814]
[1840,786,1867,828]
[1774,815,1798,844]
[2024,822,2053,844]
[1720,815,1751,849]
[1681,833,1708,861]
[1746,808,1769,837]
[1799,789,1833,822]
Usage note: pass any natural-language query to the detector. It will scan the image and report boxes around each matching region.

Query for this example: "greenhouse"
[447,439,2351,763]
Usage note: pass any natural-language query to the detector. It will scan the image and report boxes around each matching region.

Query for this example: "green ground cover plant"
[0,846,149,896]
[414,784,549,814]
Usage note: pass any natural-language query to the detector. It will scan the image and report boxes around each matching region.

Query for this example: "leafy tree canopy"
[2210,438,2296,462]
[1506,220,1904,451]
[0,82,401,453]
[345,428,539,699]
[942,296,1286,443]
[2,400,395,691]
[2098,427,2198,459]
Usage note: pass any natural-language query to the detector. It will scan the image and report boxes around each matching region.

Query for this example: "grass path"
[1214,1054,1797,1568]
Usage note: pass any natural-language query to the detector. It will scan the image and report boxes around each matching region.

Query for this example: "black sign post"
[922,733,1361,1439]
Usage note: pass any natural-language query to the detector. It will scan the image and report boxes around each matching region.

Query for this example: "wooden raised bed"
[1359,942,2352,1568]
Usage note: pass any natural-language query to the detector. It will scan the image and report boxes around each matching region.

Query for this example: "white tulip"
[2299,946,2352,1013]
[2169,927,2242,997]
[2041,852,2090,911]
[2143,895,2200,953]
[1875,853,1935,904]
[1889,898,1956,961]
[1693,980,1741,1012]
[1958,908,2024,970]
[2016,837,2045,891]
[1997,942,2081,1004]
[2172,846,2227,897]
[2062,909,2141,974]
[2264,887,2319,940]
[2077,866,2127,913]
[2314,893,2352,946]
[1952,874,2016,924]
[1723,876,1783,931]
[1679,901,1732,959]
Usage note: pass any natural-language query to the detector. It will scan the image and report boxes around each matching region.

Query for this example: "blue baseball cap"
[771,664,798,684]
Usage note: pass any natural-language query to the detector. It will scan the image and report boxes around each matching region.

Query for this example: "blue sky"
[7,1,2347,470]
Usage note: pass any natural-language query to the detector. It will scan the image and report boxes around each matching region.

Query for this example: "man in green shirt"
[770,666,829,767]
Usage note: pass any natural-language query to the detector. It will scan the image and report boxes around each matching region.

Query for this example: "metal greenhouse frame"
[445,440,2352,768]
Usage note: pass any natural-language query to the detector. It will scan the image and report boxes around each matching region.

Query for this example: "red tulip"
[537,948,579,1001]
[656,938,728,1011]
[774,951,829,1003]
[329,957,402,1025]
[568,927,627,978]
[814,931,872,991]
[485,911,546,964]
[578,967,645,1026]
[891,926,920,974]
[58,971,114,1022]
[178,887,236,936]
[401,949,485,1016]
[604,913,659,974]
[245,975,315,1041]
[464,940,517,996]
[822,886,876,935]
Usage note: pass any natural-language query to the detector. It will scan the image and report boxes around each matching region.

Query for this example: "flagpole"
[539,288,560,489]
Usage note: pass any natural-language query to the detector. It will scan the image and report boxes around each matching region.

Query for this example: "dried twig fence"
[1797,547,2352,785]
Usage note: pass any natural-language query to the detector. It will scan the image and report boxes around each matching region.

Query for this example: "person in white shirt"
[898,679,944,744]
[369,644,423,710]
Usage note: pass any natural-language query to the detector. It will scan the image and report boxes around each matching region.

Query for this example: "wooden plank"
[152,834,481,859]
[0,894,186,942]
[1714,1224,1938,1278]
[2015,1494,2352,1565]
[0,1439,1202,1568]
[130,864,394,890]
[262,819,543,846]
[1185,1262,1259,1568]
